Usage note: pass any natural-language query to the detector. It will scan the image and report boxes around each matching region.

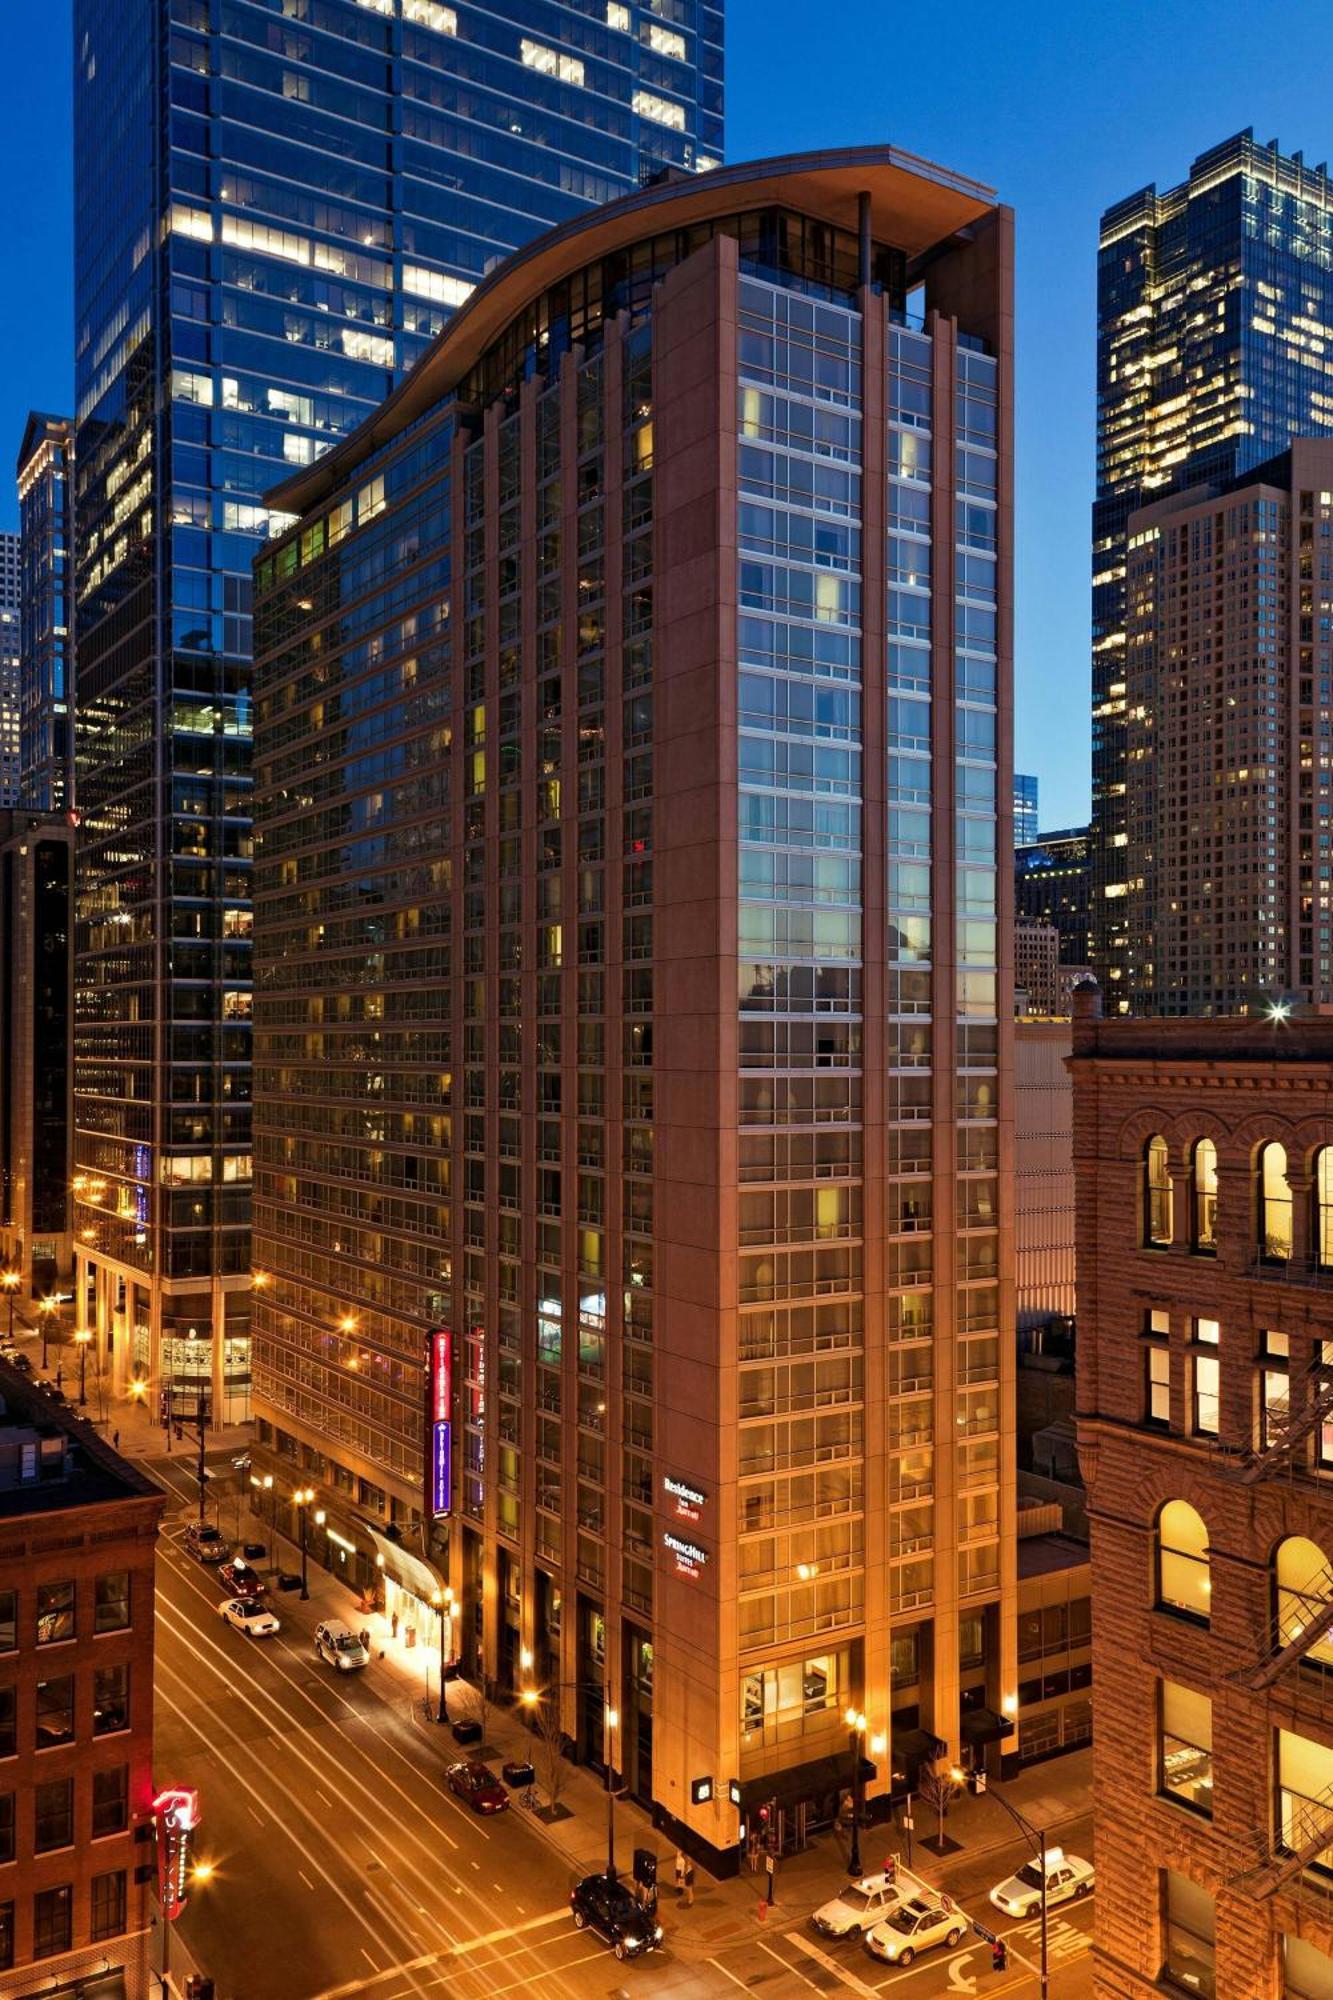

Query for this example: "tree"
[917,1763,960,1852]
[533,1695,570,1813]
[466,1670,493,1750]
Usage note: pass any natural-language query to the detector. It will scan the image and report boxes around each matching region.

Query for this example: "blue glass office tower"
[1012,771,1037,846]
[73,0,724,1418]
[1092,132,1333,1005]
[17,415,74,813]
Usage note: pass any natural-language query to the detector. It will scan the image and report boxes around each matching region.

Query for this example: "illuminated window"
[1191,1138,1217,1252]
[402,265,475,309]
[403,0,457,26]
[633,88,686,131]
[1275,1537,1333,1669]
[1259,1141,1293,1262]
[169,202,213,242]
[1156,1500,1209,1623]
[1316,1148,1333,1268]
[646,22,686,57]
[1159,1681,1213,1816]
[1191,1321,1219,1437]
[521,38,585,85]
[1160,1872,1214,1992]
[607,1,630,25]
[1144,1135,1173,1246]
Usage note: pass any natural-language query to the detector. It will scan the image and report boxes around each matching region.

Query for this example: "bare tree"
[466,1671,493,1750]
[917,1763,960,1851]
[534,1696,570,1813]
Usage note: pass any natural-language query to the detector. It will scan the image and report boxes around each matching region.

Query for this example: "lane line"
[758,1938,825,1993]
[706,1957,752,1991]
[450,1908,569,1955]
[298,1870,316,1893]
[154,1599,586,2000]
[790,1930,883,1996]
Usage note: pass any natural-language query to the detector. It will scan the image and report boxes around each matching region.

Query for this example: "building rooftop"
[270,142,1000,517]
[1017,1530,1089,1582]
[0,1363,160,1521]
[1070,994,1333,1067]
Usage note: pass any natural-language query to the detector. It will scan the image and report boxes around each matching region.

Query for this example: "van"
[314,1619,370,1672]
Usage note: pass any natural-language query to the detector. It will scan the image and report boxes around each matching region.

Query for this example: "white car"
[811,1873,907,1938]
[220,1598,280,1638]
[989,1847,1094,1919]
[865,1896,966,1966]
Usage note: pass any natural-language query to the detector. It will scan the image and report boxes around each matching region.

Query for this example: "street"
[149,1447,1094,2000]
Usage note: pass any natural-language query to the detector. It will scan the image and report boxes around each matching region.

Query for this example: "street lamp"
[969,1776,1051,2000]
[1,1268,18,1344]
[293,1486,314,1599]
[844,1708,867,1878]
[430,1588,452,1724]
[75,1328,92,1408]
[251,1472,275,1566]
[605,1704,620,1881]
[38,1295,57,1370]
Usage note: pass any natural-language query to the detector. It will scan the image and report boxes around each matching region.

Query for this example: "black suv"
[569,1874,663,1961]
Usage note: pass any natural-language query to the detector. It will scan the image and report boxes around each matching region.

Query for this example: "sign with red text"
[428,1330,453,1518]
[153,1787,199,1920]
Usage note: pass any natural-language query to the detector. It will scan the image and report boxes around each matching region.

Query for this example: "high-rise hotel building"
[251,147,1016,1865]
[1092,132,1333,1004]
[71,0,722,1422]
[0,538,19,811]
[16,414,74,814]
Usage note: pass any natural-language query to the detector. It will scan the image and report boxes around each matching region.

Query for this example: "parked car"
[451,1717,483,1747]
[275,1571,302,1592]
[865,1897,966,1967]
[219,1561,264,1600]
[8,1354,31,1375]
[812,1872,908,1938]
[989,1848,1094,1919]
[231,1451,252,1472]
[444,1762,509,1816]
[314,1621,370,1673]
[185,1521,226,1564]
[570,1873,663,1961]
[220,1598,280,1638]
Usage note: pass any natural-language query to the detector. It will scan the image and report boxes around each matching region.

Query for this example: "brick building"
[1072,985,1333,1999]
[0,1365,163,1998]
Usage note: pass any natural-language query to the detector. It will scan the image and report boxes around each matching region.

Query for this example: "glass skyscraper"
[72,0,723,1417]
[17,414,74,813]
[1092,130,1333,1002]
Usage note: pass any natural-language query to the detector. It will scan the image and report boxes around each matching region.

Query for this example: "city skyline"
[11,0,1333,828]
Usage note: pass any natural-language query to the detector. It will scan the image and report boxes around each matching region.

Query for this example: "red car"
[219,1561,264,1600]
[445,1762,509,1815]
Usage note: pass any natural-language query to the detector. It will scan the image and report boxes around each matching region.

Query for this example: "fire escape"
[1231,1357,1333,1486]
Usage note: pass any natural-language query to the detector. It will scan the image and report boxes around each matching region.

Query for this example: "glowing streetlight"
[0,1268,18,1345]
[845,1708,868,1877]
[74,1327,92,1407]
[293,1485,315,1599]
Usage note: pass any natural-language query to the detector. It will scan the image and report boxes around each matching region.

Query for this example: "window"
[1286,1932,1333,1999]
[1191,1320,1220,1437]
[0,1794,13,1863]
[1275,1537,1333,1670]
[1160,1681,1213,1816]
[35,1580,74,1645]
[0,1595,15,1653]
[94,1663,130,1736]
[34,1777,73,1853]
[1156,1501,1210,1623]
[91,1869,127,1943]
[1146,1344,1170,1427]
[0,1900,11,1969]
[1145,1135,1173,1246]
[35,1676,74,1749]
[1317,1149,1333,1270]
[1192,1139,1218,1252]
[94,1572,130,1634]
[1260,1142,1293,1262]
[1279,1729,1333,1879]
[32,1884,71,1960]
[739,1650,848,1745]
[92,1765,128,1838]
[0,1690,13,1761]
[1161,1870,1215,1996]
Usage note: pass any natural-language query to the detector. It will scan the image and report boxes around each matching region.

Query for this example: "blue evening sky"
[5,0,1333,824]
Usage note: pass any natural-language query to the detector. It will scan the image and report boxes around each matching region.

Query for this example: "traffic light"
[883,1855,897,1884]
[991,1940,1008,1972]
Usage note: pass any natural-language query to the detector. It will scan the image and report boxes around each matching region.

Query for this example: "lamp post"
[604,1704,620,1881]
[430,1587,452,1724]
[844,1708,867,1878]
[1,1268,18,1344]
[75,1328,91,1407]
[293,1486,314,1599]
[252,1472,275,1566]
[161,1859,212,1999]
[38,1295,57,1370]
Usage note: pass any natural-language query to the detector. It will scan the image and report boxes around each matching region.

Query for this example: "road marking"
[450,1908,568,1955]
[247,1805,265,1825]
[361,1949,378,1971]
[706,1958,751,1991]
[789,1931,882,1996]
[947,1955,978,1995]
[298,1869,315,1892]
[758,1939,824,1992]
[316,1789,333,1808]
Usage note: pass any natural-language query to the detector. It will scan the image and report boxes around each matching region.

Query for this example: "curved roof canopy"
[269,143,997,518]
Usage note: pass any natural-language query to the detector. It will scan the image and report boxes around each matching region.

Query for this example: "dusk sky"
[6,0,1333,826]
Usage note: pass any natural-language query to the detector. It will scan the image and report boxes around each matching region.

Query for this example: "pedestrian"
[112,1430,120,1451]
[684,1863,695,1909]
[673,1850,686,1896]
[391,1609,399,1640]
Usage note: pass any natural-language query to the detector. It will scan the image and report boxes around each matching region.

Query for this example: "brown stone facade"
[1072,991,1333,1998]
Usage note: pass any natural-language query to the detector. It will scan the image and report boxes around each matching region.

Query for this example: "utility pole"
[966,1772,1048,2000]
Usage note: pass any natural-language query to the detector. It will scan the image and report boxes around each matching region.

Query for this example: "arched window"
[1259,1142,1293,1263]
[1145,1136,1174,1247]
[1157,1500,1210,1623]
[1275,1536,1333,1669]
[1316,1150,1333,1271]
[1192,1140,1218,1253]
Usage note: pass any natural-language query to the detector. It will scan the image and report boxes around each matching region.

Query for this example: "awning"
[961,1706,1016,1748]
[888,1726,947,1793]
[355,1518,446,1606]
[740,1751,878,1818]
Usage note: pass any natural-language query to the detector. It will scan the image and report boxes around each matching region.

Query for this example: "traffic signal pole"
[968,1774,1047,2000]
